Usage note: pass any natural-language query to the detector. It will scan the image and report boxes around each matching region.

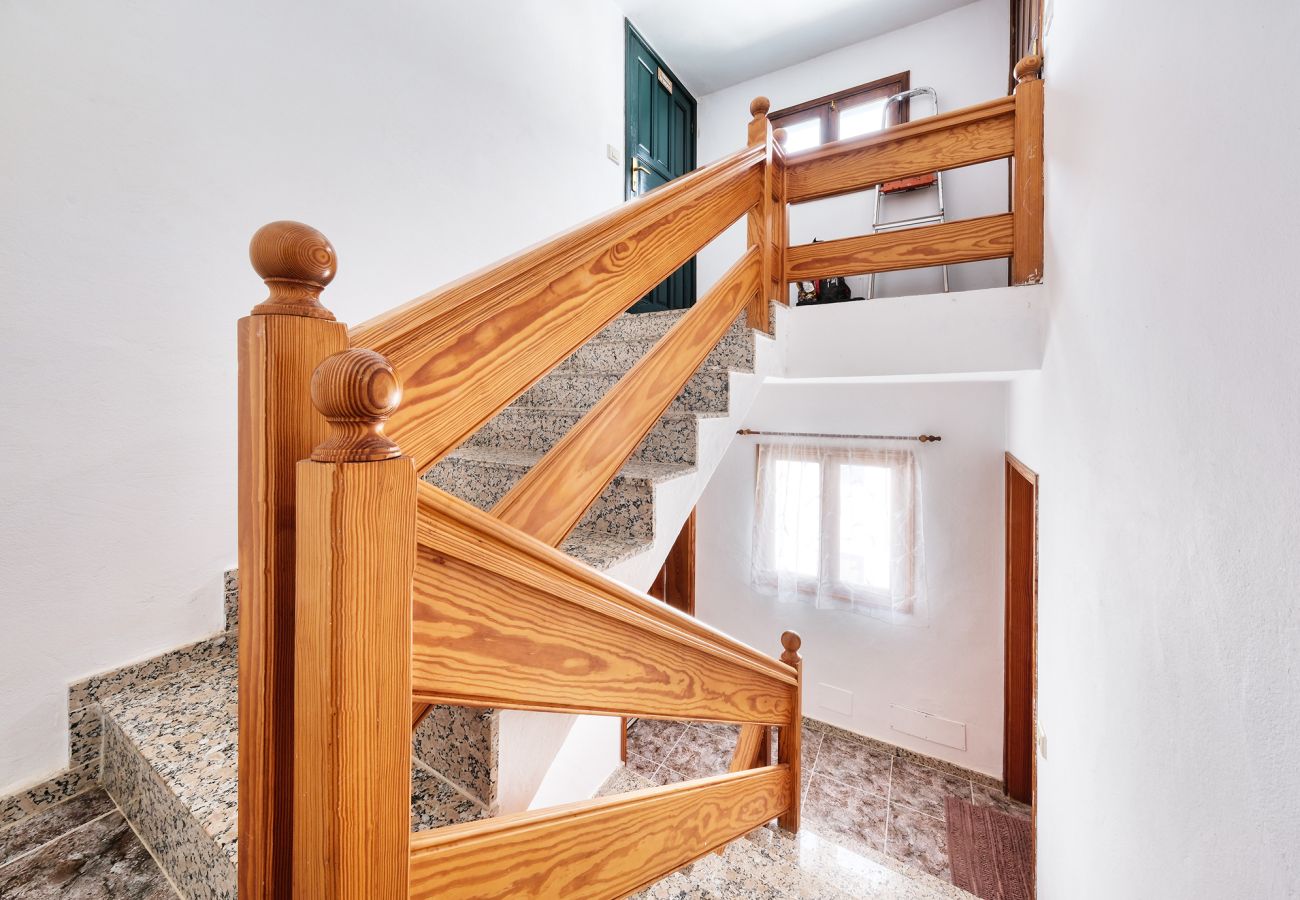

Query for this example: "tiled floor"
[625,718,1031,887]
[0,787,177,898]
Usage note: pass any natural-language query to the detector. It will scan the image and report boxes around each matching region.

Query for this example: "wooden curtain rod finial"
[918,434,942,443]
[1014,55,1043,84]
[249,220,337,319]
[780,631,802,666]
[749,96,771,119]
[772,127,788,147]
[310,348,404,462]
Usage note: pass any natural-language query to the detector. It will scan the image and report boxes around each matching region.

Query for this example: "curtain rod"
[736,429,942,443]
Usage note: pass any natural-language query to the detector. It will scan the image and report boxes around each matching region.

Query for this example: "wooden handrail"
[783,94,1015,204]
[409,767,790,899]
[412,483,796,722]
[349,145,764,475]
[491,247,762,546]
[786,213,1014,281]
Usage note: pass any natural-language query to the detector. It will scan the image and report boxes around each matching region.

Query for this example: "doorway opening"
[624,20,697,312]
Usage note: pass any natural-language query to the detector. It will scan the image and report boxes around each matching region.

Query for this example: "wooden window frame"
[769,71,911,148]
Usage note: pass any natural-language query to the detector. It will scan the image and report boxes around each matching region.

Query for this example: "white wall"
[1006,0,1300,896]
[0,0,627,794]
[695,0,1009,300]
[697,381,1008,775]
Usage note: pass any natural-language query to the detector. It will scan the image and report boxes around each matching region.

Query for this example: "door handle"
[631,159,653,195]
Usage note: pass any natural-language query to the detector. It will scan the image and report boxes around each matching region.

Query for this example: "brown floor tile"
[972,782,1033,820]
[802,773,888,855]
[810,733,892,799]
[889,759,972,818]
[0,810,175,898]
[626,718,689,761]
[661,724,736,780]
[0,789,116,868]
[887,802,950,879]
[625,751,664,784]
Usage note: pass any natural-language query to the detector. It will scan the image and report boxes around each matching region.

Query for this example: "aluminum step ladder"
[867,86,948,299]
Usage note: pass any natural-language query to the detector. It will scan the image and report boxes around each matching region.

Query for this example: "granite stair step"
[585,308,751,344]
[91,639,491,900]
[461,406,710,466]
[517,367,732,415]
[423,446,693,556]
[557,331,755,375]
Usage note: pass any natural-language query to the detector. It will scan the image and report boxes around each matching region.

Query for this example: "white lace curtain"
[751,441,927,623]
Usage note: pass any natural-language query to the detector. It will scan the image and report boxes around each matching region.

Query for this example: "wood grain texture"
[308,348,403,463]
[408,766,790,899]
[1004,454,1038,804]
[248,221,338,319]
[413,483,796,722]
[349,146,763,475]
[784,96,1015,204]
[236,312,346,900]
[785,214,1014,281]
[294,455,415,899]
[747,102,773,333]
[729,724,768,773]
[491,249,761,546]
[1012,65,1044,285]
[777,632,802,832]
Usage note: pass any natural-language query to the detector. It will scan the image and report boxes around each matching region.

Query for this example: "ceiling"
[619,0,975,95]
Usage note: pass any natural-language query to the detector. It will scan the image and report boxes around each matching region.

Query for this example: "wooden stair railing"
[236,56,1043,900]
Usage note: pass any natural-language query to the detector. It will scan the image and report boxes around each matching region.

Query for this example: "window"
[769,72,910,153]
[752,443,925,619]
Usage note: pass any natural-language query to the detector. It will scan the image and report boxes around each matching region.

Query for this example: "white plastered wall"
[0,0,627,794]
[1005,0,1300,896]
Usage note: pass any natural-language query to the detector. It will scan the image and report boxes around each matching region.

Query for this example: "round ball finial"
[749,96,771,119]
[780,630,802,665]
[249,220,337,319]
[1014,55,1043,85]
[773,127,789,148]
[309,349,403,463]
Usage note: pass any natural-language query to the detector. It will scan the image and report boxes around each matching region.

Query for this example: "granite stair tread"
[437,444,696,484]
[561,527,656,570]
[96,640,489,869]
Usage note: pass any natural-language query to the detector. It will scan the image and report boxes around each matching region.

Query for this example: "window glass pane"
[773,458,820,578]
[838,99,888,140]
[838,463,892,590]
[780,117,822,153]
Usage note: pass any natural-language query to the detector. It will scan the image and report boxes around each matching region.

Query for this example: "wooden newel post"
[294,348,415,899]
[746,96,778,333]
[777,630,802,832]
[1012,55,1044,285]
[238,221,348,899]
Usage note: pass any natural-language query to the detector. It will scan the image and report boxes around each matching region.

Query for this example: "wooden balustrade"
[349,145,764,475]
[237,221,348,900]
[237,54,1044,898]
[293,349,415,898]
[412,483,796,723]
[409,767,790,899]
[781,56,1043,286]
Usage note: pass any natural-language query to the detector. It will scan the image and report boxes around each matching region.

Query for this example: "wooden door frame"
[1004,453,1038,806]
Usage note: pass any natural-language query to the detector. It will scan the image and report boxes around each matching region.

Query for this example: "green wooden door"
[626,23,697,313]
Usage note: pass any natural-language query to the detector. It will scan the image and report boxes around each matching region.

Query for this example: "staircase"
[23,58,1043,899]
[69,306,776,898]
